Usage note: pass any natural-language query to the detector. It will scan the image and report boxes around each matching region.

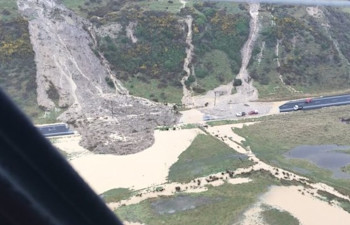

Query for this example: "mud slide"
[234,3,260,102]
[86,23,128,95]
[17,0,176,154]
[181,15,195,106]
[189,3,261,108]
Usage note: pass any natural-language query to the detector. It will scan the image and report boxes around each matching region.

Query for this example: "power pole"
[214,91,218,106]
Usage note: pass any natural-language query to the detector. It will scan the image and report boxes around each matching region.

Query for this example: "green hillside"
[0,0,44,122]
[248,5,350,100]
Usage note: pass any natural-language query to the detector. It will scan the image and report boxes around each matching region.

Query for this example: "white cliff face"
[17,0,114,110]
[17,0,177,154]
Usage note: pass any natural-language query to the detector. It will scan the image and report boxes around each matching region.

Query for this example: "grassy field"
[61,0,110,17]
[168,134,253,183]
[215,2,247,14]
[62,0,183,17]
[125,77,183,104]
[195,50,235,93]
[101,188,134,203]
[136,0,183,14]
[206,117,262,127]
[261,206,300,225]
[234,105,350,195]
[115,176,274,225]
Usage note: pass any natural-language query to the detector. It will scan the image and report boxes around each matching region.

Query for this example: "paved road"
[37,123,74,137]
[279,94,350,112]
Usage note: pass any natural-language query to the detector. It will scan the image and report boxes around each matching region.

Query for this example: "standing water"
[285,145,350,179]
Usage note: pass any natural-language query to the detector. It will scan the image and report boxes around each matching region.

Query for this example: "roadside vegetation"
[206,117,262,127]
[136,0,184,14]
[261,206,300,225]
[101,188,134,203]
[234,105,350,195]
[168,134,253,183]
[115,176,274,225]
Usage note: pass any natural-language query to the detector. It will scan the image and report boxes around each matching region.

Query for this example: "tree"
[185,75,196,87]
[233,78,242,86]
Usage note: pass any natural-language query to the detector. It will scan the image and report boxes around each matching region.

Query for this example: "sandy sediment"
[179,109,204,124]
[262,185,350,225]
[56,121,350,224]
[68,129,203,193]
[238,203,265,225]
[209,123,350,202]
[268,101,287,114]
[108,175,253,210]
[52,135,88,154]
[228,177,251,185]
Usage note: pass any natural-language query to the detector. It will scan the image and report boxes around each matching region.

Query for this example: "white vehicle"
[293,105,303,111]
[236,112,246,117]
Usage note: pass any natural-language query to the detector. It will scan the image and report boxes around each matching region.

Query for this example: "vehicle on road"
[248,110,258,115]
[236,112,246,117]
[305,98,312,103]
[203,115,212,121]
[293,105,303,111]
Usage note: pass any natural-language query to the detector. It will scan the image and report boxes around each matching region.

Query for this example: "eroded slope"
[17,0,177,154]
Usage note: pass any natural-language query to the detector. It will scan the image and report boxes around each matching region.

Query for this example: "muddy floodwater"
[285,145,350,179]
[151,195,221,215]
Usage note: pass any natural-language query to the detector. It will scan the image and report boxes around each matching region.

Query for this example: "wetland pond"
[285,145,350,179]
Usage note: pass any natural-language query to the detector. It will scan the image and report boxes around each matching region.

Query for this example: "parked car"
[236,112,246,117]
[293,105,303,111]
[248,110,259,115]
